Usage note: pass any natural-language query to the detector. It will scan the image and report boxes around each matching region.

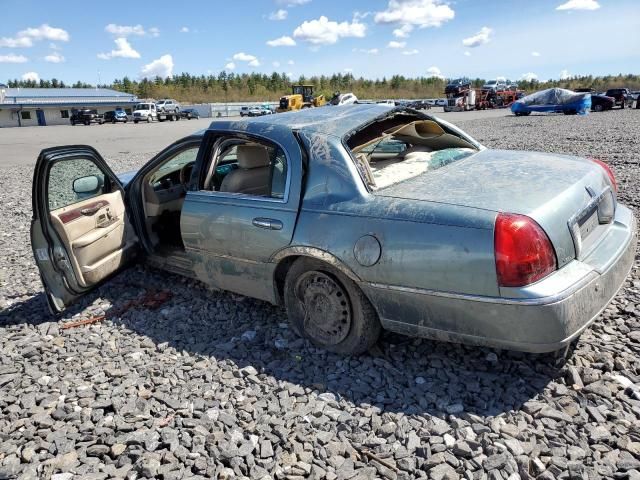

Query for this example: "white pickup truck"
[132,102,181,123]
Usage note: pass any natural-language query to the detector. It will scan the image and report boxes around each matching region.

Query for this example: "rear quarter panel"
[292,132,499,297]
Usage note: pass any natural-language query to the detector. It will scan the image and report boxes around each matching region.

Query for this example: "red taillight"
[589,158,617,192]
[495,213,557,287]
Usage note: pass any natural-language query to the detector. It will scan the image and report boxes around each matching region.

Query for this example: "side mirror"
[73,175,103,194]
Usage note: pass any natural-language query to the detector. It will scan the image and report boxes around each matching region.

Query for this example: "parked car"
[406,99,431,110]
[103,110,128,123]
[483,78,507,92]
[511,88,591,116]
[70,109,103,126]
[240,106,250,117]
[329,92,358,106]
[605,88,630,109]
[435,98,447,107]
[590,94,615,112]
[180,108,200,120]
[445,78,471,96]
[376,100,395,106]
[248,105,275,117]
[32,105,636,356]
[156,99,180,114]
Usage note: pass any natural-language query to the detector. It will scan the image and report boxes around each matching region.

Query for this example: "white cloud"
[225,62,236,70]
[97,38,140,59]
[0,36,33,48]
[233,52,261,67]
[463,51,471,56]
[520,72,538,81]
[559,69,571,80]
[427,66,444,78]
[18,24,69,42]
[105,24,159,37]
[180,26,190,33]
[462,26,493,47]
[277,0,310,5]
[293,16,366,45]
[267,36,296,47]
[140,54,174,78]
[344,68,353,73]
[402,49,419,55]
[353,48,379,54]
[44,51,65,63]
[531,51,541,57]
[375,0,455,28]
[0,24,68,49]
[272,61,281,67]
[21,71,39,82]
[387,41,406,48]
[269,9,288,20]
[0,54,28,63]
[288,59,295,65]
[556,0,600,10]
[286,72,294,78]
[354,11,372,21]
[393,24,414,38]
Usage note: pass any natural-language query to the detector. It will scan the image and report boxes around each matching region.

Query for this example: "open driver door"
[31,145,138,314]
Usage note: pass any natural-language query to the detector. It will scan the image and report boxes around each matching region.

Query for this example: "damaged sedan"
[32,105,636,355]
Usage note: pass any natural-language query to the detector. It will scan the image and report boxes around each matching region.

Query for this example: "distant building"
[0,88,138,127]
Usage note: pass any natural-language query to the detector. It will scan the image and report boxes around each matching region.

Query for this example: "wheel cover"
[295,271,351,345]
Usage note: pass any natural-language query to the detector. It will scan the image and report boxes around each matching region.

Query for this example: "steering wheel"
[179,162,194,188]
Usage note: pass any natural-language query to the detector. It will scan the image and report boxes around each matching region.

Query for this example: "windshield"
[135,104,151,110]
[486,80,497,85]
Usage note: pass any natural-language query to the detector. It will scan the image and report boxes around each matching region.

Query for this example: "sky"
[0,0,638,85]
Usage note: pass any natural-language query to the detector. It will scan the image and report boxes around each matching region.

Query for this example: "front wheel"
[147,116,152,123]
[594,104,604,112]
[284,258,381,355]
[134,120,139,124]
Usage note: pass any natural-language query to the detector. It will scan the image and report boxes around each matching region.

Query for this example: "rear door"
[31,146,138,313]
[181,129,302,302]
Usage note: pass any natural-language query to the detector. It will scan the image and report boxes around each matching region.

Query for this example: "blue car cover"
[511,88,591,115]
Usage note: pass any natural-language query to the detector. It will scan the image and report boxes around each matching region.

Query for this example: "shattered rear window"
[346,114,479,191]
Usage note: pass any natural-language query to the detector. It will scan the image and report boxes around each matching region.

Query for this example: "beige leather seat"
[220,145,271,196]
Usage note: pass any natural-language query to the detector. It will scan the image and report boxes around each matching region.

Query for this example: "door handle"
[252,218,283,230]
[81,205,102,216]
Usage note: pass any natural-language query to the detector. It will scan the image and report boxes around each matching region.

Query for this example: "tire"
[84,120,90,126]
[594,104,604,112]
[134,120,139,124]
[621,102,625,109]
[284,258,381,355]
[147,116,151,123]
[112,119,116,124]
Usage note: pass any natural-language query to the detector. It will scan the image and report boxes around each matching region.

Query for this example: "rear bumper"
[362,206,637,353]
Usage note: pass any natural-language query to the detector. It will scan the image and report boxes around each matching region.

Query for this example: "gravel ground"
[1,109,640,480]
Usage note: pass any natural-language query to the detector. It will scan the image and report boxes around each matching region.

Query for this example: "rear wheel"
[284,258,381,355]
[594,104,604,112]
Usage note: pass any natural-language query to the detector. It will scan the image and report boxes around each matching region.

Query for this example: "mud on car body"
[31,105,636,355]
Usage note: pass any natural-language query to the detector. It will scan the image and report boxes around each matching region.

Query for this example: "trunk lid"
[376,149,615,267]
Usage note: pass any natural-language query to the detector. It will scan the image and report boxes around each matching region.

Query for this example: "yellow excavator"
[276,85,326,113]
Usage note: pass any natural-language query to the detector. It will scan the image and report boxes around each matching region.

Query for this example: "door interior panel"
[49,191,137,286]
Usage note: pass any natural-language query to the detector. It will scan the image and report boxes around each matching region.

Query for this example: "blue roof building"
[0,87,138,127]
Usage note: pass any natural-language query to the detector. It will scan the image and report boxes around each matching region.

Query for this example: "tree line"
[5,72,639,103]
